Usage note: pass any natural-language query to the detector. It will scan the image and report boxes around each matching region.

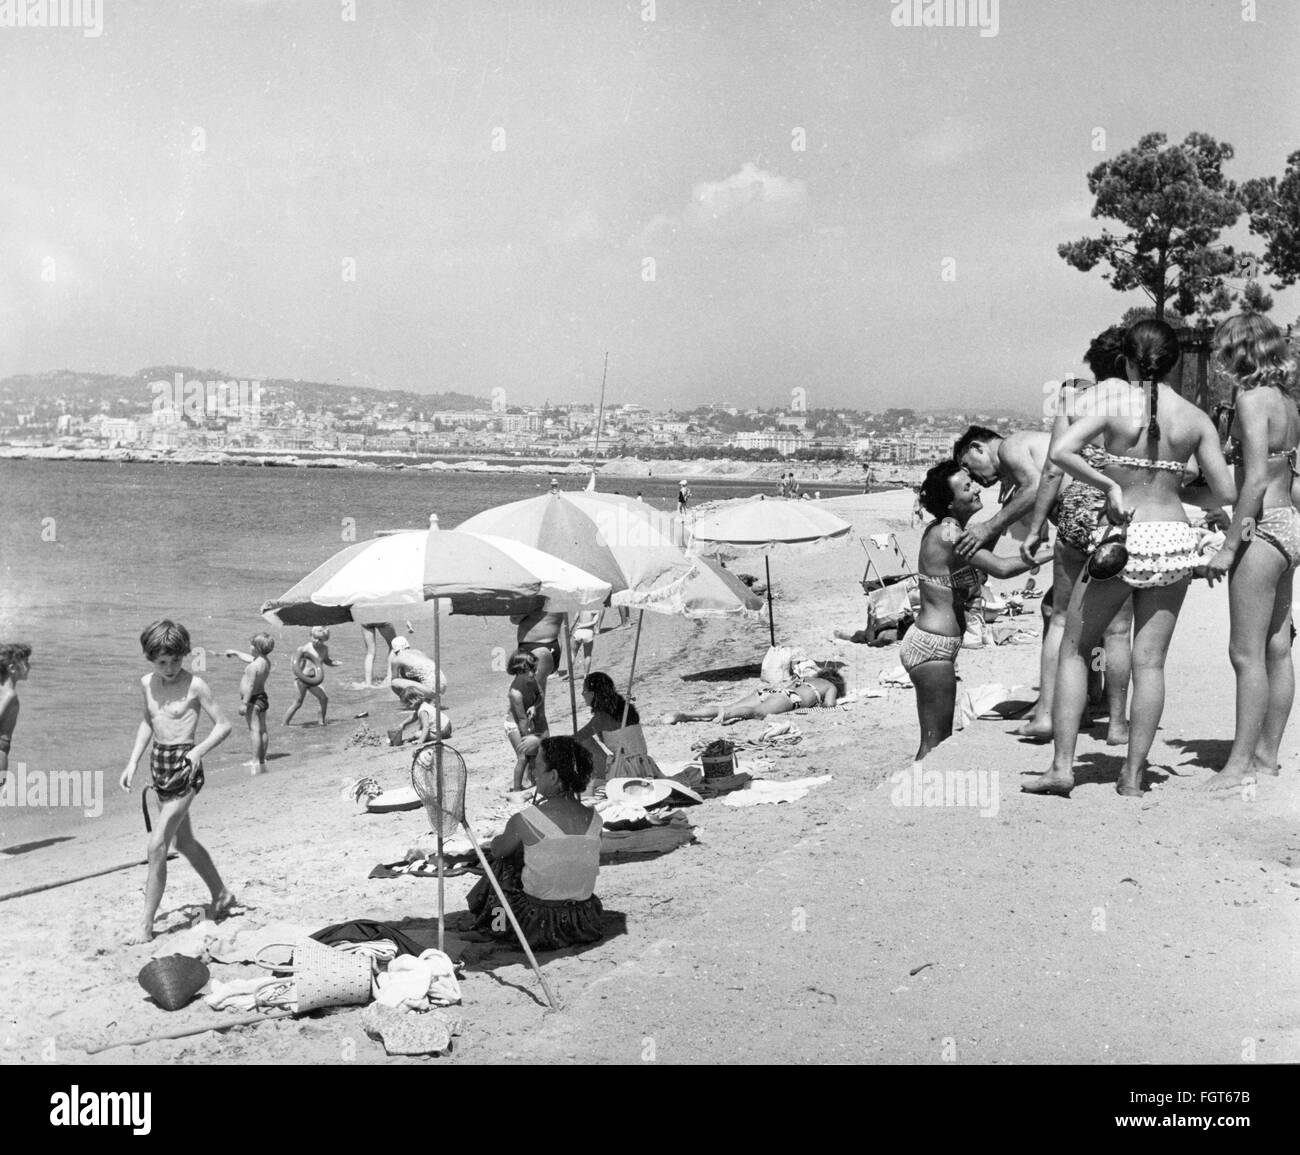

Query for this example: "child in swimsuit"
[908,461,1051,761]
[0,641,31,790]
[506,649,549,793]
[120,620,236,944]
[226,633,274,775]
[284,626,338,726]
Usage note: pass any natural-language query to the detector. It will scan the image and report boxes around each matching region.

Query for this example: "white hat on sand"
[605,776,702,806]
[390,637,410,652]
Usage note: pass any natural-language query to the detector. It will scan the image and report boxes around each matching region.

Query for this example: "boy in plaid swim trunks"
[120,620,237,943]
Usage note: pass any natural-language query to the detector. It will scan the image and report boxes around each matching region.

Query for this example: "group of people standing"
[906,312,1298,799]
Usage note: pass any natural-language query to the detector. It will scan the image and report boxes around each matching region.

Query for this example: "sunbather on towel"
[662,665,845,724]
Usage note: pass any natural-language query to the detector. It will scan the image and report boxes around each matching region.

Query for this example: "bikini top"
[918,565,982,602]
[1099,451,1186,474]
[1224,441,1300,475]
[792,680,832,706]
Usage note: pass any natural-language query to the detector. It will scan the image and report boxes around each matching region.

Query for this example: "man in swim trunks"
[952,426,1053,559]
[512,610,564,697]
[226,632,274,775]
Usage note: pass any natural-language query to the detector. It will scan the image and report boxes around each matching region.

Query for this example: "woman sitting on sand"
[467,736,604,951]
[1199,313,1300,792]
[907,462,1051,761]
[575,671,661,781]
[661,662,846,724]
[1026,319,1235,799]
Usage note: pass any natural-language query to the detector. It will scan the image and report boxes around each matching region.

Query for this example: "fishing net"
[409,741,468,838]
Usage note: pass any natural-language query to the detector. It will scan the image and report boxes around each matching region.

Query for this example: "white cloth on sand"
[374,949,461,1009]
[722,774,833,807]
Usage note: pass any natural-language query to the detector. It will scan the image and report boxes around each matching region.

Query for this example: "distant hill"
[0,368,486,413]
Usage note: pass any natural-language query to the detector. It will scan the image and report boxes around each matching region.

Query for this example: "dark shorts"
[150,743,203,801]
[529,640,562,670]
[246,691,269,715]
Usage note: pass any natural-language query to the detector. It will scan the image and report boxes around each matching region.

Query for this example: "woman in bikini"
[908,462,1052,761]
[1027,319,1236,798]
[1200,313,1300,791]
[1020,327,1135,744]
[661,664,846,724]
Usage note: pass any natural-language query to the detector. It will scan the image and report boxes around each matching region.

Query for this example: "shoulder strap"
[520,805,563,837]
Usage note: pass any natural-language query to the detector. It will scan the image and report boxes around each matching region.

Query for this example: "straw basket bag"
[254,940,374,1013]
[700,738,737,780]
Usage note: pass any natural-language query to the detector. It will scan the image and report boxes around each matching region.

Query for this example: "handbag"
[1087,522,1129,581]
[253,940,374,1013]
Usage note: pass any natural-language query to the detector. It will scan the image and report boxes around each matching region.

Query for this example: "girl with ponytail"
[1027,319,1236,799]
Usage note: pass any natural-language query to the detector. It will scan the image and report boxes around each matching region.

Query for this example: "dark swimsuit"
[246,691,269,714]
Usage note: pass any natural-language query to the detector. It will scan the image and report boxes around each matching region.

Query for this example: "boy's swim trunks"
[247,691,269,714]
[150,742,203,800]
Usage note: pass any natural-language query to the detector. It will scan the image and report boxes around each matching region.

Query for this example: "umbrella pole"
[432,596,445,953]
[563,614,579,734]
[620,609,644,730]
[765,555,776,647]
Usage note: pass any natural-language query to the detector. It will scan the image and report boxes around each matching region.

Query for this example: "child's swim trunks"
[150,742,203,800]
[246,691,269,714]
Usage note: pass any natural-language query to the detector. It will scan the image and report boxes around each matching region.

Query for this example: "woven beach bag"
[138,955,211,1011]
[254,940,374,1013]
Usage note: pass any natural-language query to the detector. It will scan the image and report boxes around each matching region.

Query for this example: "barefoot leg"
[1203,544,1283,790]
[136,792,198,941]
[908,660,956,762]
[1018,543,1083,739]
[1251,564,1294,778]
[1123,580,1187,795]
[1102,594,1133,745]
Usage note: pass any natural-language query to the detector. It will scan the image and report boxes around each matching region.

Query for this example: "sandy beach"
[4,490,1297,1065]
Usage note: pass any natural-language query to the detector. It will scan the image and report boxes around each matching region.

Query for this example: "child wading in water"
[120,620,236,943]
[226,633,274,774]
[284,626,339,726]
[0,642,32,790]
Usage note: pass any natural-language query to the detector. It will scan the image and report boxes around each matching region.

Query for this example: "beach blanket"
[599,811,696,858]
[722,774,833,807]
[369,854,479,879]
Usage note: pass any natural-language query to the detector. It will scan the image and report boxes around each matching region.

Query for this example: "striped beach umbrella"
[260,524,612,628]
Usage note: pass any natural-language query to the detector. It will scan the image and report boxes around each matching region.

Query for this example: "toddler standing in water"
[120,620,236,943]
[284,626,339,726]
[226,633,274,774]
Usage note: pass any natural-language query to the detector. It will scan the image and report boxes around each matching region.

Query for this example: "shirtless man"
[120,620,235,942]
[512,610,564,697]
[952,426,1053,559]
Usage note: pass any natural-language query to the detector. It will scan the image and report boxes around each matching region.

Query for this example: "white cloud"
[643,163,808,244]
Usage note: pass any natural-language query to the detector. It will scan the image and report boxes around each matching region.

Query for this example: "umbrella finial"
[429,513,439,529]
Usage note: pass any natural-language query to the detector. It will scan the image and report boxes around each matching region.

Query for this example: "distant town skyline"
[3,0,1297,410]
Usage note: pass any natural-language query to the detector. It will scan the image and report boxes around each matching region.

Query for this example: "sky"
[1,0,1297,412]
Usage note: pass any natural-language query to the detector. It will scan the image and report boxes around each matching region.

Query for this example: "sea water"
[0,459,858,843]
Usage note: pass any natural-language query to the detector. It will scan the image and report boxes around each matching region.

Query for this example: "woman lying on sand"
[908,462,1051,761]
[661,663,845,724]
[1199,313,1300,791]
[1025,319,1235,798]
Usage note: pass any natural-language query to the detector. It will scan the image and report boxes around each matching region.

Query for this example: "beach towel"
[369,855,479,879]
[312,919,426,958]
[208,921,319,965]
[722,774,833,807]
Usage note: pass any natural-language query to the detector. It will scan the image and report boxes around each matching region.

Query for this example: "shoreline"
[0,445,922,487]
